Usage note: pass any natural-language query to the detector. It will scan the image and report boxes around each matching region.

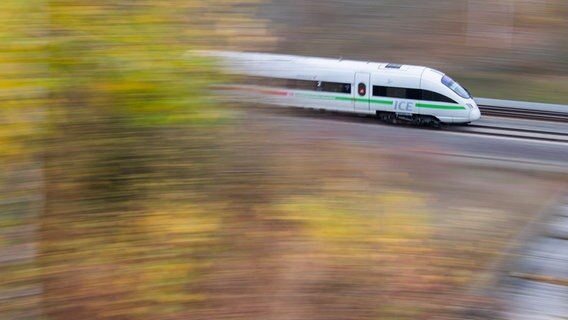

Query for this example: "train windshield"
[441,75,470,99]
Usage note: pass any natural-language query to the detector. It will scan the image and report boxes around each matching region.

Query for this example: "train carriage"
[204,51,481,126]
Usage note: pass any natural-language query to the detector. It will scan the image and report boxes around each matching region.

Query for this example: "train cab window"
[442,75,470,99]
[358,83,366,96]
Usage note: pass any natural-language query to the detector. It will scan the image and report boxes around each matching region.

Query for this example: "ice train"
[206,51,481,126]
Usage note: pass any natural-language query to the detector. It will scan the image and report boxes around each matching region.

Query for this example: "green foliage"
[0,0,46,158]
[47,1,225,127]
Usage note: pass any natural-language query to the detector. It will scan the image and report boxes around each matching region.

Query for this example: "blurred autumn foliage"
[1,1,275,319]
[0,1,565,320]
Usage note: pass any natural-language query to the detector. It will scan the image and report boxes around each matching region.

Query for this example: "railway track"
[478,105,568,123]
[449,123,568,144]
[245,102,568,143]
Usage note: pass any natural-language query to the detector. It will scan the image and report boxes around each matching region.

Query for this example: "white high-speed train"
[205,51,481,126]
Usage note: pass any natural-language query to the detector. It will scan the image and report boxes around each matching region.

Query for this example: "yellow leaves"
[0,0,275,317]
[136,263,195,290]
[278,200,366,241]
[138,205,220,243]
[373,192,432,240]
[1,0,276,131]
[0,121,41,160]
[92,80,156,93]
[0,1,46,161]
[0,0,44,26]
[39,202,222,318]
[276,188,433,248]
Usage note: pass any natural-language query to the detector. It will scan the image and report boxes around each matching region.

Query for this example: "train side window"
[287,79,297,89]
[407,89,421,100]
[271,77,288,88]
[421,90,457,103]
[435,92,457,103]
[322,81,351,94]
[373,86,387,96]
[374,86,419,99]
[386,87,406,98]
[238,76,351,95]
[421,90,433,101]
[241,75,264,86]
[295,79,316,90]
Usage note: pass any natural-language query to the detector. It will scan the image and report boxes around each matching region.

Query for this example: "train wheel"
[431,118,442,129]
[419,115,441,129]
[377,112,397,124]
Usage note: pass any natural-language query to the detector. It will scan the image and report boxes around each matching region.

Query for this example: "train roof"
[203,51,428,77]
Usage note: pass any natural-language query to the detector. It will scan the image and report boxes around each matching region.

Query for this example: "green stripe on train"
[415,103,465,110]
[295,92,464,110]
[295,93,336,100]
[301,95,392,105]
[369,99,393,105]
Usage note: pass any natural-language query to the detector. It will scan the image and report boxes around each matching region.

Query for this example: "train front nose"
[467,101,481,121]
[470,107,481,121]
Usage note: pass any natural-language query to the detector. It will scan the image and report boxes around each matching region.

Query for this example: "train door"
[354,72,370,112]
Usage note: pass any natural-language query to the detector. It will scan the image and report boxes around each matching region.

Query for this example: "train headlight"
[466,103,475,109]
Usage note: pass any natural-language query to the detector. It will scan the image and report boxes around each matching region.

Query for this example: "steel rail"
[248,104,568,143]
[448,124,568,144]
[478,105,568,122]
[476,98,568,123]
